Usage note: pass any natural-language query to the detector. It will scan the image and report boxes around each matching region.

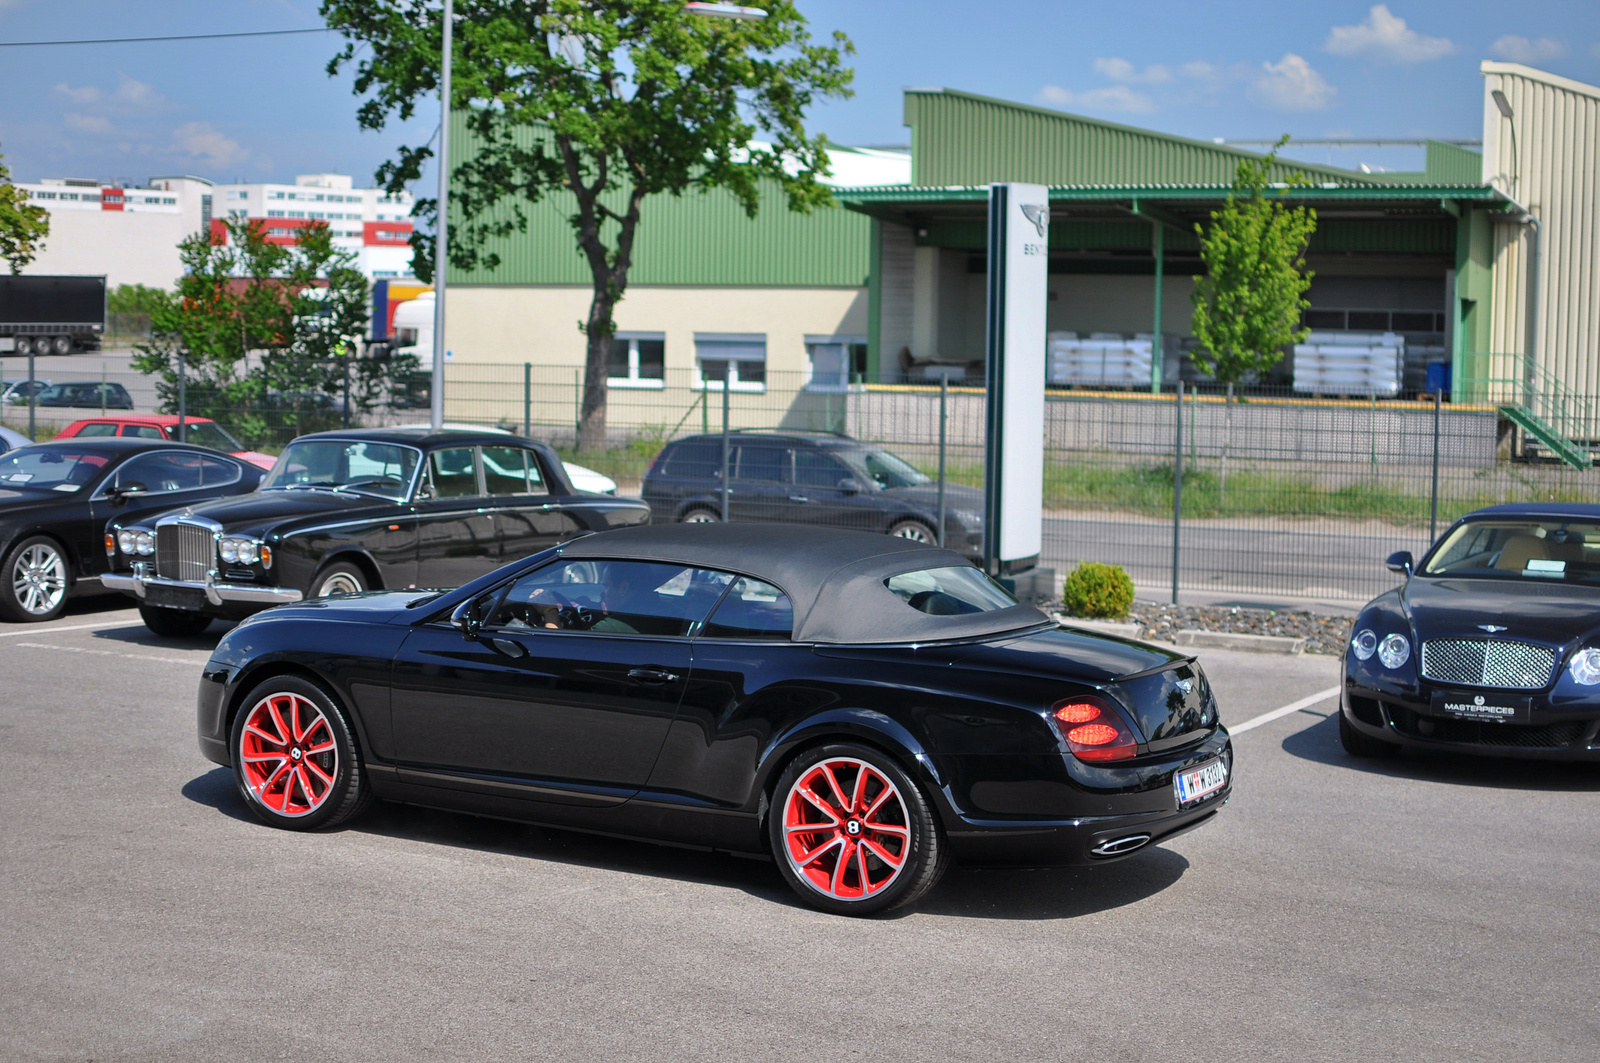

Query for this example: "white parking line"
[13,642,199,667]
[0,619,136,639]
[1229,686,1342,735]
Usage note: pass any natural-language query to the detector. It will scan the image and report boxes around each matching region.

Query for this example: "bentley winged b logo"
[1478,624,1508,633]
[1019,203,1049,238]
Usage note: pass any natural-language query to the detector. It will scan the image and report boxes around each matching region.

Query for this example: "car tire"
[138,604,213,638]
[887,519,937,545]
[680,507,721,524]
[311,561,367,598]
[229,675,373,830]
[1339,709,1400,758]
[12,337,30,357]
[50,335,71,356]
[0,534,70,622]
[769,742,947,916]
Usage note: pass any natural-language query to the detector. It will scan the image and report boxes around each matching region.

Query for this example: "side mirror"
[1385,550,1414,576]
[838,477,862,495]
[107,482,148,506]
[450,597,482,639]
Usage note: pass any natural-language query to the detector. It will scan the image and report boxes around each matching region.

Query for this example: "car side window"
[793,449,848,489]
[484,560,730,637]
[700,577,794,641]
[108,451,241,495]
[483,446,546,496]
[75,423,119,437]
[735,443,788,483]
[663,439,721,478]
[428,447,480,498]
[121,425,163,439]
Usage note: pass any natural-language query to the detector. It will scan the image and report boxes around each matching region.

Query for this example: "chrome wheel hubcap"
[13,544,66,615]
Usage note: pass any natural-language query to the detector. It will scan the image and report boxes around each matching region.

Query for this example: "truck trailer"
[0,275,106,356]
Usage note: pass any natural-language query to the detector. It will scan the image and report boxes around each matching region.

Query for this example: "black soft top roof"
[559,523,1049,644]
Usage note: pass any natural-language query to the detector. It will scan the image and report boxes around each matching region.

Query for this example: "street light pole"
[429,0,453,432]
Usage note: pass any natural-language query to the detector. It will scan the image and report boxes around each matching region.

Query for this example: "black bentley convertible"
[104,428,649,636]
[1342,503,1600,761]
[197,524,1233,915]
[0,438,264,622]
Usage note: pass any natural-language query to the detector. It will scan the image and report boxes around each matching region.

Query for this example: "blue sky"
[2,1,1599,188]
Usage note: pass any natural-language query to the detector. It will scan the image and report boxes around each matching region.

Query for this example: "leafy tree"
[108,284,174,315]
[323,0,854,450]
[1190,137,1317,387]
[0,151,49,274]
[133,218,416,447]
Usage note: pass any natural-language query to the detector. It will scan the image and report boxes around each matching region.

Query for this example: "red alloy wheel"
[238,692,340,818]
[782,757,911,901]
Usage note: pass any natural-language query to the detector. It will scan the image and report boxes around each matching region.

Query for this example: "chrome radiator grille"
[156,523,215,582]
[1420,638,1556,689]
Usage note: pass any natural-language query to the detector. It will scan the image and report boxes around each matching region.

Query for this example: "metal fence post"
[523,362,531,437]
[573,368,581,447]
[720,364,732,522]
[177,351,186,442]
[1430,388,1442,542]
[342,349,352,429]
[26,344,35,441]
[1172,380,1184,606]
[937,376,948,547]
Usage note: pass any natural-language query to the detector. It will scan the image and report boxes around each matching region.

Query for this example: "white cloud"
[64,113,113,134]
[1249,53,1337,111]
[1325,5,1455,63]
[54,83,103,105]
[1092,58,1173,85]
[112,77,159,106]
[1035,84,1156,114]
[1489,36,1568,64]
[173,122,247,168]
[52,76,163,112]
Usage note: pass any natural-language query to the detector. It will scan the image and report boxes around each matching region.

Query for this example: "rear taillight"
[1051,697,1138,762]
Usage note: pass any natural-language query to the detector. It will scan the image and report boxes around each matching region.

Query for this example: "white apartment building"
[14,172,415,290]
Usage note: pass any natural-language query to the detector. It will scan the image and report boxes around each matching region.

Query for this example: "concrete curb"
[1173,629,1307,655]
[1052,614,1143,639]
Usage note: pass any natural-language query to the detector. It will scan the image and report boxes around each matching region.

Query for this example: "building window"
[694,334,766,391]
[804,335,868,391]
[266,210,284,218]
[607,333,666,388]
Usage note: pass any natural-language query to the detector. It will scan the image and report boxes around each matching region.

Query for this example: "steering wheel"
[556,605,597,630]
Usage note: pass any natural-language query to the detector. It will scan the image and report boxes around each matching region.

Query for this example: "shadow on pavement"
[1283,710,1600,792]
[182,766,1191,919]
[91,618,233,650]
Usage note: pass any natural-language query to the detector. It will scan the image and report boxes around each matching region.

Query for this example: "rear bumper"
[102,569,303,608]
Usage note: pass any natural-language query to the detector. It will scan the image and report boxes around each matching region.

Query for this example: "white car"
[391,423,618,495]
[0,425,32,454]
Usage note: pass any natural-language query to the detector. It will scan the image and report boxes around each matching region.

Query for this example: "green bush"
[1062,562,1135,619]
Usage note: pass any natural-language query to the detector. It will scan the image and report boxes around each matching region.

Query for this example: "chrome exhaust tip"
[1090,834,1152,857]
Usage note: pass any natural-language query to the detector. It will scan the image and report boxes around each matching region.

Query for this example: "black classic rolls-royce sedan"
[196,523,1233,915]
[104,428,649,636]
[0,437,265,622]
[1342,503,1600,761]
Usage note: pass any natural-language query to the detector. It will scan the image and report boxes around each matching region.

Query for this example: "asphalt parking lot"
[3,598,1597,1062]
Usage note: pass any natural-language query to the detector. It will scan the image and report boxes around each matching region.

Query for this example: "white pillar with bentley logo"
[982,182,1051,596]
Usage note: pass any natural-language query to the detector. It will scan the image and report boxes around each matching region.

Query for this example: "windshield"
[839,446,931,490]
[261,439,420,499]
[0,447,111,492]
[172,422,244,452]
[1422,519,1600,584]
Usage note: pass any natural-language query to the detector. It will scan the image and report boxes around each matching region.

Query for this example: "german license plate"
[1431,691,1531,724]
[1175,758,1228,807]
[145,584,207,611]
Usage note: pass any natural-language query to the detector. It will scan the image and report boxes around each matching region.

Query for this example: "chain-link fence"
[4,354,1594,605]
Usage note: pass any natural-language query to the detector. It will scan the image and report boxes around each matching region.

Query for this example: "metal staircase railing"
[1457,353,1594,470]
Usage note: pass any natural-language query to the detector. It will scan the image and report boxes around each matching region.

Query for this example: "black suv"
[641,430,983,557]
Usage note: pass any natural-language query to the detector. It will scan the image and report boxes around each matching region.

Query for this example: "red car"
[56,416,276,470]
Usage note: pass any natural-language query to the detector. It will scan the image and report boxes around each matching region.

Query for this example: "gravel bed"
[1122,601,1354,656]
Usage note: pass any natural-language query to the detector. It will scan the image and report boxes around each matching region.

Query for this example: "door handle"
[788,495,810,503]
[627,667,680,684]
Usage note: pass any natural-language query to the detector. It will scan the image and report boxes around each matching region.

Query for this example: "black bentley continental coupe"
[0,437,264,622]
[195,523,1233,915]
[1342,503,1600,761]
[105,428,650,636]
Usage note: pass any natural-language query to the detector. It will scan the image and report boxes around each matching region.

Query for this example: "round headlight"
[1378,633,1411,670]
[219,539,239,563]
[1351,628,1377,661]
[117,529,137,555]
[1569,648,1600,686]
[235,540,258,565]
[135,530,155,556]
